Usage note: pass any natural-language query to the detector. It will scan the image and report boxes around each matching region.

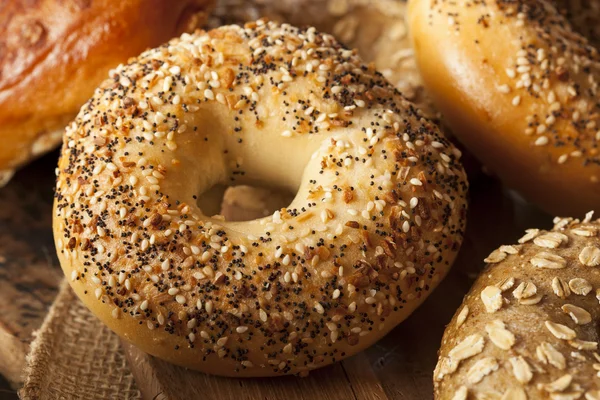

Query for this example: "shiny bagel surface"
[53,21,468,376]
[409,0,600,215]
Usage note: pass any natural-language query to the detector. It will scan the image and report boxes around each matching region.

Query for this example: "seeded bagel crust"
[208,0,435,116]
[435,213,600,399]
[53,21,468,376]
[207,0,484,180]
[409,0,600,215]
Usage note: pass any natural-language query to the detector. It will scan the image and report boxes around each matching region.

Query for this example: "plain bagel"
[434,213,600,399]
[409,0,600,216]
[53,21,468,376]
[0,0,214,186]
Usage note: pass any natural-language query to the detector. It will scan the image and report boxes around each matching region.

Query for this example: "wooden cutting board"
[121,180,551,400]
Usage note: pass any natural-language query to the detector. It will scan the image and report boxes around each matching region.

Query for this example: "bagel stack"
[0,0,214,186]
[53,21,468,376]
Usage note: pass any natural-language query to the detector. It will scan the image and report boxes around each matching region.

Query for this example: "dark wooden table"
[0,151,63,400]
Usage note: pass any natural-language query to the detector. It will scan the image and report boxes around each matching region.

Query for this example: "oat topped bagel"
[409,0,600,215]
[434,213,600,399]
[53,20,468,376]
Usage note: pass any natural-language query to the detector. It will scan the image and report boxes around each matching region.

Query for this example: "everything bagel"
[409,0,600,215]
[53,21,468,376]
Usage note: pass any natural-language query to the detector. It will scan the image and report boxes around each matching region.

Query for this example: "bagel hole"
[197,184,295,222]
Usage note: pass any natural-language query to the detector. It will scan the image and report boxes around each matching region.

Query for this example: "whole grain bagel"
[409,0,600,215]
[0,0,213,186]
[53,21,468,376]
[435,213,600,399]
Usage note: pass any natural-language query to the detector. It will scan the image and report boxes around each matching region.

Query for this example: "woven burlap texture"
[20,280,141,400]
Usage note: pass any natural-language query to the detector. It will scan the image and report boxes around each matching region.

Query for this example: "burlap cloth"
[19,281,141,399]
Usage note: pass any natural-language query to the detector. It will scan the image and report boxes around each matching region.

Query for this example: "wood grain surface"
[122,180,552,400]
[0,152,62,389]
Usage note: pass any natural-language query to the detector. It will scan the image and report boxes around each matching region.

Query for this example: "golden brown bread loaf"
[409,0,600,216]
[435,213,600,399]
[0,0,214,185]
